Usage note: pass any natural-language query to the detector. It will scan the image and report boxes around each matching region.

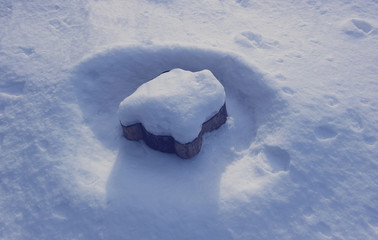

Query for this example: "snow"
[119,68,226,143]
[0,1,377,240]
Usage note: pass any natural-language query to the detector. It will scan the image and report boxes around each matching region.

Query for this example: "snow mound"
[119,68,226,144]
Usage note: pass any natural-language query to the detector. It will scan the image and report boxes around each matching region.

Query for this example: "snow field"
[0,0,377,239]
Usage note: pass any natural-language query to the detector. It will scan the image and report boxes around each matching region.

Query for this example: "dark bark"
[122,103,228,159]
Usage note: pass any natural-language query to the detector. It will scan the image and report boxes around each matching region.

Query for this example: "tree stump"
[122,104,227,158]
[119,68,227,159]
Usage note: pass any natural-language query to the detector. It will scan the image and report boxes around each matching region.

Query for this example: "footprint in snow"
[274,73,286,81]
[234,31,279,49]
[8,47,35,57]
[77,169,99,185]
[350,19,373,33]
[49,19,68,31]
[324,95,339,107]
[314,125,338,140]
[17,47,35,56]
[258,145,291,173]
[346,109,364,132]
[342,18,376,38]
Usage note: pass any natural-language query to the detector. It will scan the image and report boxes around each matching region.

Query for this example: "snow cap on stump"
[119,68,227,158]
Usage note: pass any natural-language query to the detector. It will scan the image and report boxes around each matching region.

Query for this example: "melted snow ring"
[72,45,279,156]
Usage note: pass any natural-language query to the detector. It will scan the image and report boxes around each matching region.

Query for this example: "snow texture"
[119,68,226,143]
[0,1,377,240]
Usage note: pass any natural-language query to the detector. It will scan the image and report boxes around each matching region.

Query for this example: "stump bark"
[121,103,228,159]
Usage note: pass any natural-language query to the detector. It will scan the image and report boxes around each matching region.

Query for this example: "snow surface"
[119,68,226,143]
[0,1,377,240]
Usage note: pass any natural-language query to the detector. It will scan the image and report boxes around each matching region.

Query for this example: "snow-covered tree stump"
[119,68,227,159]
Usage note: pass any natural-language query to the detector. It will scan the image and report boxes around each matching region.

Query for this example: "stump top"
[119,68,226,143]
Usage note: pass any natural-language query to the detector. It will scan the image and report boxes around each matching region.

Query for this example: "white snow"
[119,68,226,143]
[0,1,377,240]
